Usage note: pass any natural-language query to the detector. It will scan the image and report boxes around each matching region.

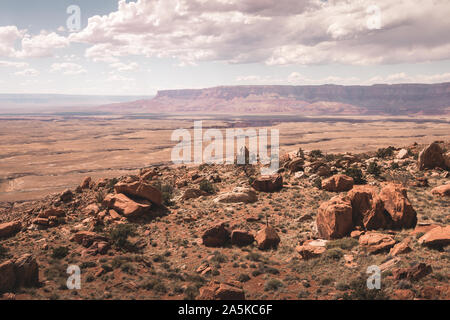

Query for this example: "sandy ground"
[0,114,449,202]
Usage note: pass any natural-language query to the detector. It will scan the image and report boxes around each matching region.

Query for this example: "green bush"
[367,162,382,176]
[310,150,323,158]
[109,224,136,251]
[264,279,284,291]
[199,180,216,194]
[376,147,395,159]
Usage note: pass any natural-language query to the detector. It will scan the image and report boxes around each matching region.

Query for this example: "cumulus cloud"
[109,61,139,71]
[50,62,87,75]
[67,0,450,66]
[14,68,39,76]
[0,26,69,58]
[0,60,29,68]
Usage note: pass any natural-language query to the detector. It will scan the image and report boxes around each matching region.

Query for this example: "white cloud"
[67,0,450,66]
[50,62,87,75]
[14,68,39,76]
[107,74,134,82]
[109,61,139,71]
[0,60,29,68]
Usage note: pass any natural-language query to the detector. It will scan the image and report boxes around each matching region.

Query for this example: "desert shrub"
[376,146,395,159]
[326,238,359,250]
[367,162,382,176]
[106,178,119,192]
[310,150,323,158]
[343,277,388,300]
[237,274,251,283]
[264,279,284,291]
[312,177,322,189]
[152,181,174,206]
[184,285,199,300]
[344,167,366,185]
[96,190,106,204]
[109,224,136,251]
[390,162,400,170]
[51,246,69,259]
[199,180,215,194]
[323,248,344,261]
[246,252,262,262]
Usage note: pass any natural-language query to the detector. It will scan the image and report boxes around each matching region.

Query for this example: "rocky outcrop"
[359,232,396,254]
[0,221,21,239]
[321,174,354,192]
[255,226,280,250]
[393,263,432,281]
[347,185,391,230]
[316,196,353,240]
[231,230,254,247]
[197,281,245,300]
[114,180,162,205]
[103,193,152,219]
[431,184,450,197]
[202,223,231,247]
[213,187,257,204]
[251,174,283,192]
[417,142,447,170]
[379,183,417,229]
[418,226,450,248]
[0,254,39,293]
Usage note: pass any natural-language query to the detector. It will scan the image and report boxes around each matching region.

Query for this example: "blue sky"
[0,0,450,95]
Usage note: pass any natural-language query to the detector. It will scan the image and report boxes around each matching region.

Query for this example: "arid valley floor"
[0,114,449,300]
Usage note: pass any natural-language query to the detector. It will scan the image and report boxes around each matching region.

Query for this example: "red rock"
[379,183,417,229]
[286,158,304,173]
[421,286,441,299]
[296,244,326,260]
[103,193,152,219]
[410,223,440,236]
[350,230,363,239]
[316,196,353,240]
[213,187,257,204]
[109,209,121,220]
[13,254,39,288]
[70,231,108,248]
[418,142,447,170]
[0,221,21,239]
[393,263,432,281]
[251,174,283,192]
[359,232,396,254]
[0,260,16,293]
[389,238,412,256]
[413,177,429,187]
[393,289,415,300]
[32,218,49,226]
[114,180,162,205]
[182,188,208,200]
[81,176,92,189]
[231,230,254,247]
[38,208,65,218]
[321,174,354,192]
[197,281,245,300]
[202,223,231,247]
[418,226,450,248]
[255,226,280,250]
[347,185,391,230]
[82,204,100,216]
[431,184,450,197]
[60,189,73,202]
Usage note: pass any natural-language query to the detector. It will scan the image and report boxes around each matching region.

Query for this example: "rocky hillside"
[0,141,449,300]
[99,83,450,115]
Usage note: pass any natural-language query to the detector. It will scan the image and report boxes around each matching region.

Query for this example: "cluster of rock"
[201,223,280,250]
[317,182,417,240]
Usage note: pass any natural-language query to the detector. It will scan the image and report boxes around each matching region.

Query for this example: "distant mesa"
[99,82,450,115]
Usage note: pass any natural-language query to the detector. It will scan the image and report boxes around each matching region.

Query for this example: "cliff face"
[100,83,450,115]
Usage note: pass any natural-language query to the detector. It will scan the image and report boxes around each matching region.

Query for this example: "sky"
[0,0,450,95]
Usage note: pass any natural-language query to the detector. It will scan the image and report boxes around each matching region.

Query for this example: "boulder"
[0,260,16,293]
[38,208,65,218]
[81,176,92,189]
[286,158,304,173]
[359,232,396,254]
[396,149,409,159]
[70,231,109,248]
[231,230,254,247]
[82,204,100,216]
[255,226,280,250]
[13,254,39,288]
[431,184,450,197]
[321,174,354,192]
[0,221,21,239]
[114,181,162,205]
[182,188,208,200]
[60,189,74,202]
[198,281,245,300]
[347,185,391,230]
[316,196,353,239]
[202,223,231,247]
[389,238,412,256]
[213,187,257,204]
[296,244,326,260]
[417,142,446,170]
[393,263,432,281]
[418,226,450,248]
[379,183,417,229]
[251,174,283,192]
[103,193,152,219]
